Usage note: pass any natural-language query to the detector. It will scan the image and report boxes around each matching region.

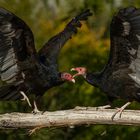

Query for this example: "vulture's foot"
[32,101,41,114]
[20,91,32,107]
[96,105,111,110]
[28,126,44,135]
[111,102,131,120]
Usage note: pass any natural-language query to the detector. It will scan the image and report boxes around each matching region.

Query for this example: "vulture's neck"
[85,72,102,88]
[44,73,65,89]
[54,72,65,85]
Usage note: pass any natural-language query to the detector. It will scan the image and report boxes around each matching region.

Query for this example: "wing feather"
[0,8,37,100]
[38,9,92,68]
[106,7,140,86]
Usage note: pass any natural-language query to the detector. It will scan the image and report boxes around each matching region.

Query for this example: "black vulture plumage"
[71,7,140,119]
[0,7,92,112]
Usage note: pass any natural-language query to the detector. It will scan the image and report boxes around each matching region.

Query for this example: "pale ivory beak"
[71,68,76,71]
[71,78,76,83]
[71,68,81,78]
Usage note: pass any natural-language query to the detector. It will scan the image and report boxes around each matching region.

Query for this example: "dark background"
[0,0,140,139]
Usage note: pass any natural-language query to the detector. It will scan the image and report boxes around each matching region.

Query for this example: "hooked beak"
[71,68,76,71]
[71,78,76,83]
[71,68,81,78]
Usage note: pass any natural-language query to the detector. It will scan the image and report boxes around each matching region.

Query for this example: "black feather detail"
[38,9,92,68]
[0,8,92,108]
[83,7,140,102]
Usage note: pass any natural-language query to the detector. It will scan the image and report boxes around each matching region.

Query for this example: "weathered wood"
[0,107,140,129]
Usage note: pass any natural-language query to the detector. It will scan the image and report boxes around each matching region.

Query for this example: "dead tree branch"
[0,107,140,130]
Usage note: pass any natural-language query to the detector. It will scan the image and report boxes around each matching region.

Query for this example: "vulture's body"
[72,7,140,117]
[100,7,140,102]
[0,7,92,111]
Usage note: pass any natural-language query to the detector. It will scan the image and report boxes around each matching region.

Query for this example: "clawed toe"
[96,105,111,110]
[111,102,131,120]
[32,101,43,114]
[32,109,41,114]
[111,108,121,120]
[28,126,44,135]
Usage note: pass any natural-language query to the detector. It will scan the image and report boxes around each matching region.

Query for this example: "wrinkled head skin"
[61,72,75,83]
[71,67,87,77]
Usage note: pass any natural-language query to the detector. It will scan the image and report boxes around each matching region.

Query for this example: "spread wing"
[38,9,92,68]
[106,7,140,85]
[0,8,37,100]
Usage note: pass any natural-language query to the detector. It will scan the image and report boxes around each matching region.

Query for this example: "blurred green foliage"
[0,0,140,140]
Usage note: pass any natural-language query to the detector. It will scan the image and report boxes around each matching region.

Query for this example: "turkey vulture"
[0,7,92,113]
[71,7,140,119]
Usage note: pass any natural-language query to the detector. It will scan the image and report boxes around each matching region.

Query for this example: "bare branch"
[0,107,140,130]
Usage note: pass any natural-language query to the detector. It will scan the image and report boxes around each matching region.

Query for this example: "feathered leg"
[111,102,131,120]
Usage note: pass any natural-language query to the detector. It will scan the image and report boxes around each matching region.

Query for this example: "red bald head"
[71,67,87,77]
[61,72,75,83]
